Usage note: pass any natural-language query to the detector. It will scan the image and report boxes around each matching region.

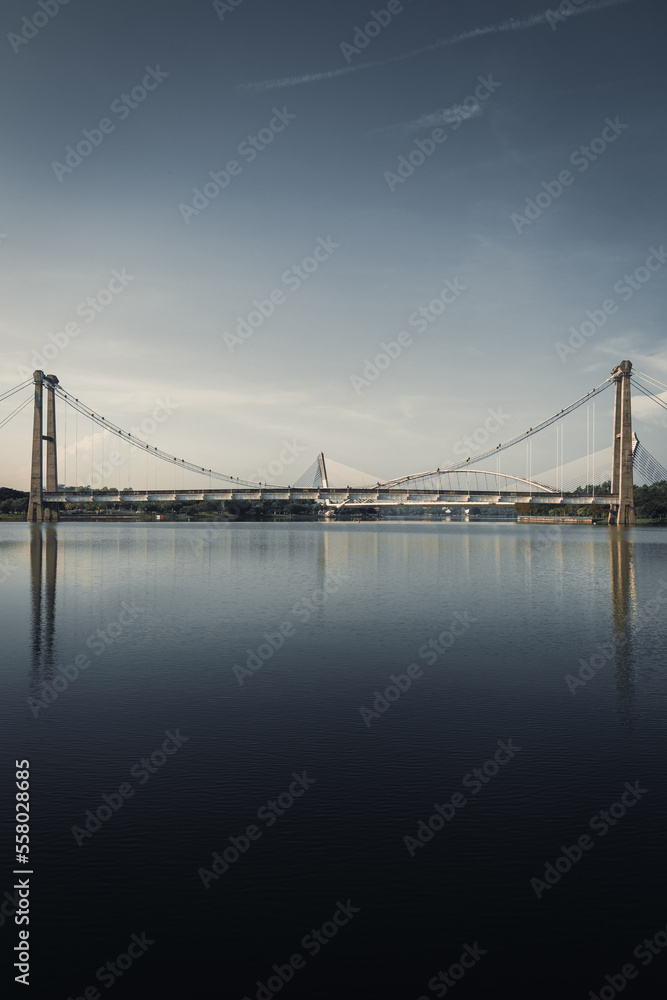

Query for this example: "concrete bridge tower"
[608,360,635,526]
[27,371,59,522]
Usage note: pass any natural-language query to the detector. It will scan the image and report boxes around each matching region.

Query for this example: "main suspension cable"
[384,377,615,486]
[635,370,667,393]
[53,385,269,489]
[0,392,33,431]
[0,379,33,405]
[631,377,667,413]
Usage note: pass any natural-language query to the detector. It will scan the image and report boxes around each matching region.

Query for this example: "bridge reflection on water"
[27,523,639,721]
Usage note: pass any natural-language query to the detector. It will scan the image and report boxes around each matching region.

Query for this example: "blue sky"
[1,0,665,489]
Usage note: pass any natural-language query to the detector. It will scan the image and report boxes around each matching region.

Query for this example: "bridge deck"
[43,489,614,507]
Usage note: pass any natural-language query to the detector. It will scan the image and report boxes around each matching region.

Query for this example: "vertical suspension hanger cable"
[63,395,67,488]
[592,400,595,498]
[561,421,565,493]
[586,403,591,487]
[561,423,564,493]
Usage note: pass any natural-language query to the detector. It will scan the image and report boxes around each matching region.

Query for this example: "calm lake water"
[1,521,666,999]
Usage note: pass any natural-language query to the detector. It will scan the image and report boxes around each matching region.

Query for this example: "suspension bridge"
[2,360,666,525]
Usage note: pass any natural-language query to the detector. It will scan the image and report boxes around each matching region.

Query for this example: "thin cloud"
[372,102,483,138]
[238,0,639,93]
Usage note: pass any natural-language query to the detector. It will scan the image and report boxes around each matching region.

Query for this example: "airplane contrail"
[237,0,639,93]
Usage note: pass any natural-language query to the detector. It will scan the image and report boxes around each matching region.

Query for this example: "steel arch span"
[375,469,559,495]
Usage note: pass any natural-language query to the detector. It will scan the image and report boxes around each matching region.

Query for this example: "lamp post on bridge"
[608,360,635,526]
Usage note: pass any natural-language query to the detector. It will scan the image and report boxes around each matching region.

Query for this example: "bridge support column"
[44,375,59,522]
[27,372,45,522]
[608,360,635,526]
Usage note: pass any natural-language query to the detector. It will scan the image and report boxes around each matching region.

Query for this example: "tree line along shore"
[1,483,666,522]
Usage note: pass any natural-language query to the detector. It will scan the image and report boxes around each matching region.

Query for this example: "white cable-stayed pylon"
[295,455,384,488]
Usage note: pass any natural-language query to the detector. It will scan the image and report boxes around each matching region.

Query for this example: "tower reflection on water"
[26,525,639,718]
[609,529,637,723]
[29,524,58,701]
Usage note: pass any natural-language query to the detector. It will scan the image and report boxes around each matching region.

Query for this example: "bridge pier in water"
[608,361,635,526]
[27,370,60,523]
